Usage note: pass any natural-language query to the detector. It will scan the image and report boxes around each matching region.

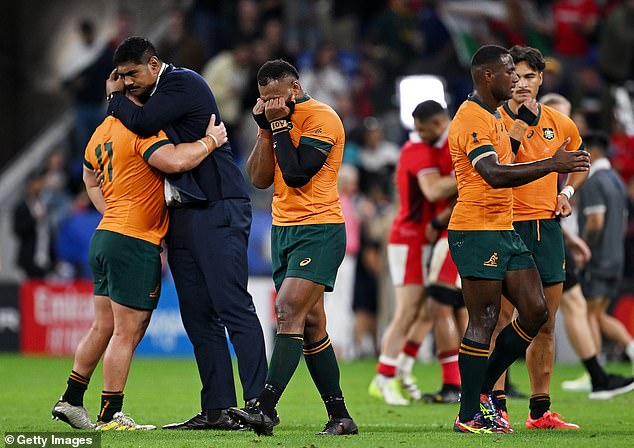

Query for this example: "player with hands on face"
[229,59,357,437]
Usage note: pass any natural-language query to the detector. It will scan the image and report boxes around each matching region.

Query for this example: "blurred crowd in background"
[11,0,634,358]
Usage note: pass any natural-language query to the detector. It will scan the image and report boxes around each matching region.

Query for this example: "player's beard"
[286,100,295,116]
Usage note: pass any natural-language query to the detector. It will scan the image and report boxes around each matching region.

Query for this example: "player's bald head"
[540,93,571,116]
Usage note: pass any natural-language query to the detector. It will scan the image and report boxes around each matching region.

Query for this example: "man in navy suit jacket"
[105,37,267,430]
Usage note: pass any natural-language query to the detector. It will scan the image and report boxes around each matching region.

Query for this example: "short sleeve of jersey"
[83,134,98,170]
[137,130,171,162]
[580,175,606,214]
[297,111,338,154]
[561,114,584,151]
[459,114,496,165]
[409,144,438,176]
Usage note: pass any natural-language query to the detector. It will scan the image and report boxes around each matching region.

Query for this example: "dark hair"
[113,36,158,66]
[583,130,610,154]
[471,45,510,69]
[79,19,94,35]
[412,100,446,121]
[509,45,546,72]
[257,59,299,86]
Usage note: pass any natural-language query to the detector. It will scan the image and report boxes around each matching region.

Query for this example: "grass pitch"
[1,354,633,447]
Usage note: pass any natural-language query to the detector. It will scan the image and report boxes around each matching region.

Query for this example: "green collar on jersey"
[467,95,501,118]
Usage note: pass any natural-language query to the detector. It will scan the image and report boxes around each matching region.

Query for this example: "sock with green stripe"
[483,319,536,393]
[258,333,304,418]
[458,338,490,422]
[62,370,90,406]
[98,391,123,423]
[304,335,351,419]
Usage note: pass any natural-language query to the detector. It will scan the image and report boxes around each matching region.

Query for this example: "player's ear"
[484,67,495,82]
[290,79,301,95]
[148,56,161,73]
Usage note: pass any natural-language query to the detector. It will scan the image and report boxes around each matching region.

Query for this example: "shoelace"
[545,412,564,422]
[115,413,137,427]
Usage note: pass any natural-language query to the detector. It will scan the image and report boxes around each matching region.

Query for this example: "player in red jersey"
[369,101,458,405]
[414,102,466,404]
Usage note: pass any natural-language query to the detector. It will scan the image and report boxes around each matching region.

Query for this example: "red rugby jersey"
[388,139,438,244]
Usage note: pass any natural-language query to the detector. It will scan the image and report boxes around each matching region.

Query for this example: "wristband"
[253,112,270,130]
[510,137,521,154]
[198,139,210,154]
[559,185,575,200]
[430,217,444,230]
[517,104,538,125]
[270,119,292,134]
[207,133,219,149]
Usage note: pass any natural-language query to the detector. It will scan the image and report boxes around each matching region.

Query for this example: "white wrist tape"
[560,185,575,200]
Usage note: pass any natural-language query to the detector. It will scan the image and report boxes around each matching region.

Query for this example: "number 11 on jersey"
[95,142,113,182]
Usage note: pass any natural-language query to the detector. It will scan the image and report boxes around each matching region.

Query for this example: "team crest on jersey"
[543,128,555,140]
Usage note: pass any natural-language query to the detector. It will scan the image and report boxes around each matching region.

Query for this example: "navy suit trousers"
[166,198,267,409]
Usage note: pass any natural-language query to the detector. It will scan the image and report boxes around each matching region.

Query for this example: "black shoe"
[228,405,279,436]
[505,382,527,399]
[317,417,359,435]
[589,374,634,400]
[422,384,461,404]
[162,409,245,430]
